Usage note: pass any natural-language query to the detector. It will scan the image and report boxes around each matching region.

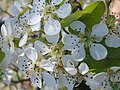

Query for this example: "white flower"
[13,11,40,47]
[78,62,100,90]
[27,0,71,43]
[93,72,112,90]
[63,21,108,61]
[0,19,14,53]
[110,67,120,83]
[17,46,55,88]
[105,21,120,48]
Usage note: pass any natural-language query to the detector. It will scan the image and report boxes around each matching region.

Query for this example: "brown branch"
[11,79,30,84]
[0,7,12,16]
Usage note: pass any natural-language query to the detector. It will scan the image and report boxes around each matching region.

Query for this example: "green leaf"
[84,47,120,73]
[0,51,5,63]
[79,1,105,30]
[61,9,82,28]
[61,1,105,29]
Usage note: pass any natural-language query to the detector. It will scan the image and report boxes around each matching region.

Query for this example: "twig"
[0,7,12,16]
[11,79,30,84]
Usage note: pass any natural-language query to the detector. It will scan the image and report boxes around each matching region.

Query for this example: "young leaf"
[79,1,105,30]
[61,9,82,28]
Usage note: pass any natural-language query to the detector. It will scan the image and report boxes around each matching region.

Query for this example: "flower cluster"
[0,0,120,90]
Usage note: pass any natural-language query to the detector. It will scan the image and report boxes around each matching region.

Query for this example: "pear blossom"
[0,19,14,53]
[63,21,108,61]
[27,0,71,42]
[93,72,112,90]
[13,10,40,47]
[78,62,100,90]
[44,55,78,90]
[110,67,120,83]
[86,67,120,90]
[105,21,120,48]
[17,45,55,88]
[1,0,120,89]
[89,67,120,90]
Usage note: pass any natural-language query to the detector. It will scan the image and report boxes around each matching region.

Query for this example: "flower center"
[45,5,55,14]
[79,34,98,47]
[44,5,56,20]
[50,45,62,58]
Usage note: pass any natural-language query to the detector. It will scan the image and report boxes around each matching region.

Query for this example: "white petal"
[62,44,76,51]
[78,62,89,75]
[13,23,23,38]
[70,21,86,33]
[63,34,79,45]
[19,33,28,47]
[90,43,107,60]
[17,56,34,71]
[91,23,108,37]
[40,60,54,71]
[33,0,45,6]
[85,78,100,90]
[5,20,12,37]
[34,40,51,55]
[27,13,42,25]
[2,74,12,85]
[42,72,56,87]
[44,17,61,35]
[30,72,42,88]
[65,67,77,75]
[10,40,14,53]
[71,43,86,61]
[1,24,7,37]
[1,54,11,69]
[105,34,120,48]
[46,34,59,44]
[93,72,112,90]
[58,73,75,90]
[14,1,22,11]
[10,4,20,16]
[31,22,41,32]
[24,47,38,62]
[64,60,77,75]
[110,67,120,72]
[93,72,108,81]
[56,3,71,18]
[51,0,62,5]
[62,55,78,67]
[21,0,32,5]
[110,70,120,82]
[57,74,68,88]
